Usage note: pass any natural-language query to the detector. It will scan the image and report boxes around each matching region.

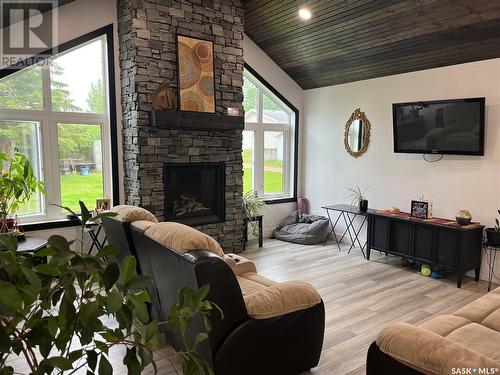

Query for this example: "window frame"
[243,63,298,204]
[0,25,119,229]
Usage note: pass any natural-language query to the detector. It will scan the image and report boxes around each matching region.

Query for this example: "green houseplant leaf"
[120,255,137,286]
[0,150,45,232]
[0,280,22,310]
[242,191,266,219]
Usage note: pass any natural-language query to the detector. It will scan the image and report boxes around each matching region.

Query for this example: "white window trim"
[243,70,296,200]
[0,35,113,223]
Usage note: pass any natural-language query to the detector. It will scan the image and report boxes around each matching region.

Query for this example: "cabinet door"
[413,225,433,261]
[435,229,458,267]
[390,221,411,255]
[370,216,389,250]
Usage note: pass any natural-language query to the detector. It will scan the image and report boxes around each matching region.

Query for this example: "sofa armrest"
[243,281,321,319]
[376,322,499,374]
[224,253,257,275]
[185,251,249,352]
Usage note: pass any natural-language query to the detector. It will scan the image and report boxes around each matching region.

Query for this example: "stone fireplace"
[118,0,245,251]
[163,162,225,226]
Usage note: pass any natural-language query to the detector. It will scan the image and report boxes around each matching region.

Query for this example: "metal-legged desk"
[322,204,374,258]
[483,242,500,291]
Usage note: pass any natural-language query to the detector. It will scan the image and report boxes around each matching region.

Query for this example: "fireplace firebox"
[163,162,225,226]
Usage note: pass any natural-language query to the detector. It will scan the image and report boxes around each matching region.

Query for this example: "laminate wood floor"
[7,240,491,374]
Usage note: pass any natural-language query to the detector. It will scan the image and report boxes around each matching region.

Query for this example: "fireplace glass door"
[163,162,225,226]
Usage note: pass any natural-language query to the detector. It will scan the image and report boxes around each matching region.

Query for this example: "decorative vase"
[0,218,15,230]
[486,228,500,246]
[455,210,472,226]
[359,199,368,212]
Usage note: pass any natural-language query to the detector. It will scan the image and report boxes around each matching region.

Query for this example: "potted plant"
[347,185,368,212]
[0,201,221,374]
[0,150,45,246]
[243,191,266,235]
[486,210,500,246]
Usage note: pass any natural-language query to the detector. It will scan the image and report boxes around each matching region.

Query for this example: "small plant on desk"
[346,185,368,212]
[242,191,266,236]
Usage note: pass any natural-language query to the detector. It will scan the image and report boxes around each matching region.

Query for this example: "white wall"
[1,0,123,239]
[303,58,500,281]
[243,35,305,236]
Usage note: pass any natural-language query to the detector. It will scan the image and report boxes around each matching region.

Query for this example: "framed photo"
[410,200,429,219]
[96,198,111,212]
[177,35,215,113]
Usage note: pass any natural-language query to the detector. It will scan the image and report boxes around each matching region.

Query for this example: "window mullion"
[100,119,112,201]
[101,38,110,118]
[40,67,60,218]
[43,64,64,219]
[100,37,113,202]
[254,126,264,197]
[284,127,291,196]
[42,66,52,114]
[288,115,296,197]
[256,89,265,196]
[43,118,62,219]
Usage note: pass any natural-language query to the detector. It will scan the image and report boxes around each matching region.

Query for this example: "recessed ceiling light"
[298,7,312,20]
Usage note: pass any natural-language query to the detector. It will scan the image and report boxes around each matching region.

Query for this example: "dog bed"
[273,211,330,245]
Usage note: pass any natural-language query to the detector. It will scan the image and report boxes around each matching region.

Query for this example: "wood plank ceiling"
[243,0,500,89]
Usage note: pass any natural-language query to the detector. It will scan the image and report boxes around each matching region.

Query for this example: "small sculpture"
[152,84,177,111]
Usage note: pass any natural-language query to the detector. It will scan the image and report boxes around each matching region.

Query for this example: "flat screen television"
[392,97,485,155]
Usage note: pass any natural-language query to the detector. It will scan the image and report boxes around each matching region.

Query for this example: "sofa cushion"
[243,281,321,320]
[376,322,499,375]
[446,322,500,362]
[131,220,157,231]
[237,272,277,296]
[144,222,224,257]
[453,288,500,324]
[111,205,158,223]
[419,315,471,337]
[482,308,500,332]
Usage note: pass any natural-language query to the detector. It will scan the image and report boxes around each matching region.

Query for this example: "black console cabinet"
[367,212,483,288]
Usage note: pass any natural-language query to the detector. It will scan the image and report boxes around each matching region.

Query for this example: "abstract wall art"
[177,35,215,113]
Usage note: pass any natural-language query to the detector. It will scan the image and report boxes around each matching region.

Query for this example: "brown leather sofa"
[103,205,325,375]
[367,287,500,375]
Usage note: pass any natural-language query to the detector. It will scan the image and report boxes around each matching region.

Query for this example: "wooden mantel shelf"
[150,110,244,130]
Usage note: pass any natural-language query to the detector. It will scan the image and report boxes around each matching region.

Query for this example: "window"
[0,28,116,223]
[242,67,297,201]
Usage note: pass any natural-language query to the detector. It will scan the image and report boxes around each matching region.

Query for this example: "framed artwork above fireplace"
[177,35,215,113]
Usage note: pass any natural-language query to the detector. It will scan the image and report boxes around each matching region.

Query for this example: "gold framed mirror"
[344,108,371,158]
